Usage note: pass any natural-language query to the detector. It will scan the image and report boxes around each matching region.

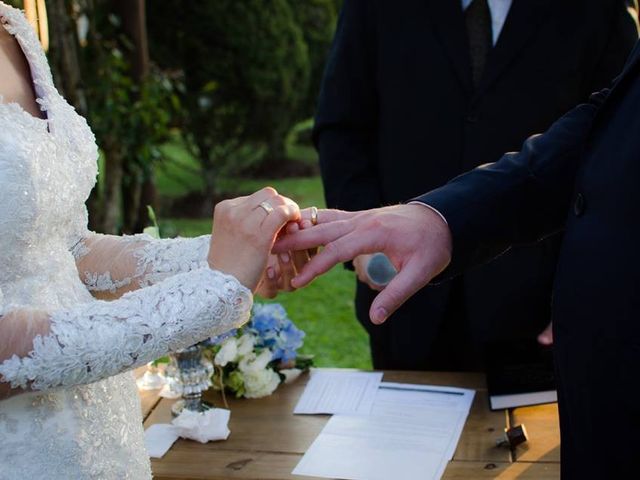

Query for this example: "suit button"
[574,193,585,217]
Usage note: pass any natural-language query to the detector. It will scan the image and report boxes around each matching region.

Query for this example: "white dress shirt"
[462,0,513,45]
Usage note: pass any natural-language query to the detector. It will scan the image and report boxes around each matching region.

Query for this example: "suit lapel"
[478,0,553,95]
[428,0,473,94]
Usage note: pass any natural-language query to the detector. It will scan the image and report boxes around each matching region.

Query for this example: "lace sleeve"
[71,233,211,299]
[0,268,252,395]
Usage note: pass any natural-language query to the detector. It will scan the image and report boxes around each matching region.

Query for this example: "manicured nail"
[280,253,290,263]
[266,267,275,280]
[373,307,388,324]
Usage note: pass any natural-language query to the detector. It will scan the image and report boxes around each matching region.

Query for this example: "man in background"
[315,0,638,370]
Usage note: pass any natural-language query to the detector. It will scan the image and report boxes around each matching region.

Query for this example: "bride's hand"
[255,206,323,297]
[254,253,297,298]
[208,187,301,292]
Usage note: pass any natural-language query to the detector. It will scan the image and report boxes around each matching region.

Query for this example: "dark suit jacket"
[419,38,640,479]
[315,0,638,369]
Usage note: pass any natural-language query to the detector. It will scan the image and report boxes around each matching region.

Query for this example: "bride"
[0,2,306,478]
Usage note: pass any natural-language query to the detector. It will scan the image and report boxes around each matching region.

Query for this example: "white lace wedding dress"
[0,3,252,479]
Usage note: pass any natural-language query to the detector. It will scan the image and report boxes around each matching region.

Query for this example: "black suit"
[315,0,638,369]
[419,38,640,479]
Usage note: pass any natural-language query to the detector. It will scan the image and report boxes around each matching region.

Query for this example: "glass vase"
[165,343,214,416]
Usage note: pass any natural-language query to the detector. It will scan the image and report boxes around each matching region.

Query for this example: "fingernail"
[267,267,275,280]
[373,307,388,324]
[280,253,290,263]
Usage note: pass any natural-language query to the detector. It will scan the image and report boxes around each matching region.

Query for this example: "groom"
[277,38,640,479]
[315,0,637,370]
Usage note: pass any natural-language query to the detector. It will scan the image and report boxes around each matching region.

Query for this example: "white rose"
[280,368,302,384]
[239,349,272,373]
[236,333,257,357]
[242,368,281,398]
[214,337,238,367]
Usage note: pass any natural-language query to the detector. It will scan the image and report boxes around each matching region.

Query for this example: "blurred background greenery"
[6,0,370,368]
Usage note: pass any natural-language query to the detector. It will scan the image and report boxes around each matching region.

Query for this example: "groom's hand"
[273,204,453,324]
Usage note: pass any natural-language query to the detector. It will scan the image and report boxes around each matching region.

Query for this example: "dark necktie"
[465,0,493,89]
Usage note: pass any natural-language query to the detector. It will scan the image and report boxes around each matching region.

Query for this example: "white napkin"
[144,408,231,458]
[172,408,231,444]
[144,424,180,458]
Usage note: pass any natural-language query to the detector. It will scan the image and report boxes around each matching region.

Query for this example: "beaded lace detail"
[0,269,252,391]
[0,3,252,479]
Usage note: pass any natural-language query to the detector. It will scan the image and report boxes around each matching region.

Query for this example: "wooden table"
[140,370,560,480]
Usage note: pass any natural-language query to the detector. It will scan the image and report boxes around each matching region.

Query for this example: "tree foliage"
[290,0,338,118]
[148,0,336,194]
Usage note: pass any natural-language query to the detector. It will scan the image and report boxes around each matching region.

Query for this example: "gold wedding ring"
[258,201,274,214]
[310,206,318,226]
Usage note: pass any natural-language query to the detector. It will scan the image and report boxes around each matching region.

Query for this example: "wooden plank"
[144,369,544,479]
[151,454,560,480]
[510,403,561,463]
[443,460,560,479]
[145,386,329,455]
[151,449,322,480]
[454,390,510,463]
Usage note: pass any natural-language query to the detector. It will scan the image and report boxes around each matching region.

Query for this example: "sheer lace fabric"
[0,268,251,392]
[73,233,211,298]
[0,3,252,479]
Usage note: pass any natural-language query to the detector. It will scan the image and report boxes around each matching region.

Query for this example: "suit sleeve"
[314,0,381,212]
[417,86,612,277]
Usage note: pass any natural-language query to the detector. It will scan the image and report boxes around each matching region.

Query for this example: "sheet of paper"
[293,382,475,480]
[294,370,383,415]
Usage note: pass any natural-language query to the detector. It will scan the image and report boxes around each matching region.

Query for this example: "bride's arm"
[0,188,300,399]
[71,230,213,300]
[0,267,251,400]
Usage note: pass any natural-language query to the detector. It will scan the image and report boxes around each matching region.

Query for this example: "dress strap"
[0,2,56,115]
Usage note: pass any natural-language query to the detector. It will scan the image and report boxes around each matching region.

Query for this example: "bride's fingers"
[256,256,281,298]
[261,203,301,239]
[278,251,297,292]
[292,249,310,273]
[247,186,279,204]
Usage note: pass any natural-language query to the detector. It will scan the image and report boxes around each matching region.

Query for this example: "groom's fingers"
[273,219,353,253]
[369,258,433,325]
[299,208,358,226]
[291,231,380,288]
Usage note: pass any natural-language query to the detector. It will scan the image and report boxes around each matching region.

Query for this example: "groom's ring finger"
[306,207,320,257]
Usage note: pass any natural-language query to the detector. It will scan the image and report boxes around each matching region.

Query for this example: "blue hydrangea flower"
[249,303,305,362]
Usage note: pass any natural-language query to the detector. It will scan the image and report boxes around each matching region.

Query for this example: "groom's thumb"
[369,261,430,325]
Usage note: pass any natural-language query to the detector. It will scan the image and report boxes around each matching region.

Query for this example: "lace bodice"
[0,4,252,479]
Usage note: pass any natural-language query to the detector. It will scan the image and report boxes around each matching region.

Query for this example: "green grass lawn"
[156,139,372,370]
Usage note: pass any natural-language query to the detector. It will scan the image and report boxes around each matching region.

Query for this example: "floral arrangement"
[208,303,313,399]
[141,208,312,400]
